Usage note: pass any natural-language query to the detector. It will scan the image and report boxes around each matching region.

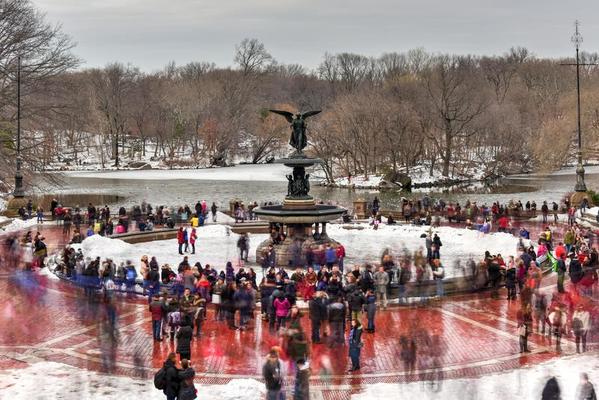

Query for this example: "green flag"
[546,251,558,273]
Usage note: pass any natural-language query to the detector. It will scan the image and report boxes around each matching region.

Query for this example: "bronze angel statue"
[269,109,321,154]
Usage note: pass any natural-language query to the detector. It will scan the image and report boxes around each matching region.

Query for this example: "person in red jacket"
[554,242,567,261]
[149,295,165,341]
[497,215,510,233]
[336,244,346,273]
[177,227,185,255]
[190,228,197,255]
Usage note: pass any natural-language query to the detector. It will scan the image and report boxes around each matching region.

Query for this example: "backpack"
[572,317,583,334]
[154,366,167,390]
[126,268,136,281]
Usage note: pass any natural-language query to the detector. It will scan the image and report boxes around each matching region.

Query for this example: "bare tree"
[421,55,490,177]
[234,38,273,76]
[89,63,138,168]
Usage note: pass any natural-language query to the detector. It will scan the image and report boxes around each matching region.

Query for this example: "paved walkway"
[0,219,596,399]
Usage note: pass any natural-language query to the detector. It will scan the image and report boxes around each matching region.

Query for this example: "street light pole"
[572,21,587,192]
[13,54,24,198]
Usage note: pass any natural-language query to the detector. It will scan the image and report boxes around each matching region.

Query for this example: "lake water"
[31,164,599,210]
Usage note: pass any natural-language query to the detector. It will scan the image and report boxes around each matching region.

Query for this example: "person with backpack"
[263,348,284,400]
[572,304,591,353]
[155,353,180,400]
[125,261,137,292]
[178,359,197,400]
[570,252,584,289]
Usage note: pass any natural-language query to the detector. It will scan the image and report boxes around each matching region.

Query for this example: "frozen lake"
[31,163,599,210]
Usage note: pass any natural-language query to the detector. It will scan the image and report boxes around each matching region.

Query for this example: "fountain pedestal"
[253,155,346,268]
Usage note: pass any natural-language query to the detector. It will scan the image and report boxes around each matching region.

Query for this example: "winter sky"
[33,0,599,72]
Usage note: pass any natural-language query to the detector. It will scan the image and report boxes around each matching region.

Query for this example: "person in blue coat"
[348,319,363,371]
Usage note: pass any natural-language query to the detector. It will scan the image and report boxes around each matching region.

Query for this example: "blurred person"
[263,348,285,400]
[572,304,591,353]
[576,373,596,400]
[178,359,197,400]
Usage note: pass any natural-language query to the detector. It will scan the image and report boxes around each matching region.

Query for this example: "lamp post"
[1,0,24,198]
[13,54,24,198]
[560,21,595,193]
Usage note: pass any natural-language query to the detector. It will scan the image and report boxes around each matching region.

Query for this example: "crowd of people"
[5,194,599,400]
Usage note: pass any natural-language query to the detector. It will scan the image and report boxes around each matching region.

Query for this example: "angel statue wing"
[299,110,322,119]
[269,109,295,123]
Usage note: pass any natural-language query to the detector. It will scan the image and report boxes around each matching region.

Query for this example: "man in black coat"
[163,353,180,400]
[309,292,328,344]
[328,297,346,347]
[262,348,283,399]
[176,320,193,362]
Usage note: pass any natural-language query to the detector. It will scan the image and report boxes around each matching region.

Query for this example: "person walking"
[176,319,193,362]
[237,233,249,262]
[373,265,389,309]
[572,304,591,353]
[348,319,363,371]
[178,359,197,400]
[517,304,532,353]
[308,291,328,344]
[263,348,285,400]
[150,295,164,341]
[576,373,597,400]
[161,353,180,400]
[328,297,346,347]
[294,359,310,400]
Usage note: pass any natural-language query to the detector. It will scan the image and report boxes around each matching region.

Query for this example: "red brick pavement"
[0,220,596,397]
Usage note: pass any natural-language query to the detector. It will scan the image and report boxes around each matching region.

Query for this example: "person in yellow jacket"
[190,214,199,228]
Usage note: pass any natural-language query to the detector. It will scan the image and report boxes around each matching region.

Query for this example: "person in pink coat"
[273,296,290,330]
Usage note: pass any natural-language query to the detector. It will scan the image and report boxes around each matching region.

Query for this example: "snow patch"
[76,223,520,278]
[1,218,39,232]
[352,353,599,400]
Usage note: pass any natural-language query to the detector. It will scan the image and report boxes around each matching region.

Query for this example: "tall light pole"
[1,0,24,198]
[13,54,24,197]
[561,20,594,193]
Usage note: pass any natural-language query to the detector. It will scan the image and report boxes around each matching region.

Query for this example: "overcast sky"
[33,0,599,72]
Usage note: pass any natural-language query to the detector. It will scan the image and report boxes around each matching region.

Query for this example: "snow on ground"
[1,353,599,399]
[352,353,599,400]
[63,163,289,182]
[0,361,265,400]
[0,218,39,232]
[331,175,383,188]
[325,164,487,189]
[76,223,521,278]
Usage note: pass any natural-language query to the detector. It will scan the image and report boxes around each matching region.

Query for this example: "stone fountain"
[253,109,346,268]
